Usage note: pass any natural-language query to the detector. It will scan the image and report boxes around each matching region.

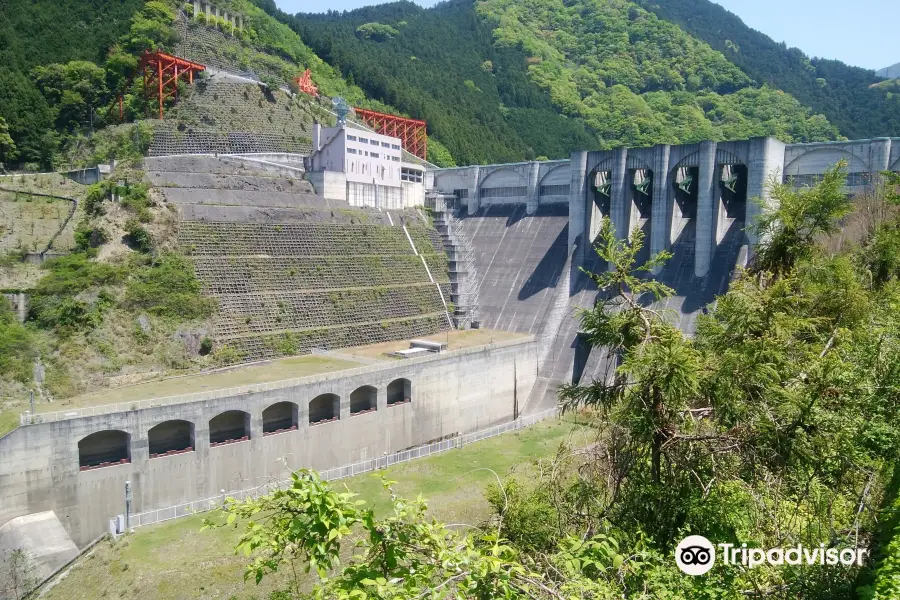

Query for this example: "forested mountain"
[275,0,846,164]
[635,0,900,140]
[1,0,898,168]
[262,0,900,165]
[0,0,145,164]
[257,0,598,164]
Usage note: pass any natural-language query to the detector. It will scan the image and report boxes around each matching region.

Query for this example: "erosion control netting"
[177,214,451,361]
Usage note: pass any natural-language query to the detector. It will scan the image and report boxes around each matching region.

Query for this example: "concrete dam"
[1,135,898,580]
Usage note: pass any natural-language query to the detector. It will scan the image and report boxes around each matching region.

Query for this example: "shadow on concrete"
[518,223,568,301]
[638,218,748,319]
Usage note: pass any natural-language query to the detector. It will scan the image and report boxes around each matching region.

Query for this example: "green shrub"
[0,300,37,383]
[124,218,152,253]
[83,181,111,217]
[74,222,109,251]
[28,253,124,334]
[124,252,215,320]
[212,344,243,366]
[120,182,152,222]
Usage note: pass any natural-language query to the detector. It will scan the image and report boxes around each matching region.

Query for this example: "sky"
[274,0,898,71]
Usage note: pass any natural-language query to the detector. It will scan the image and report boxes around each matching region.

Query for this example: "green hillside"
[635,0,900,140]
[280,0,844,164]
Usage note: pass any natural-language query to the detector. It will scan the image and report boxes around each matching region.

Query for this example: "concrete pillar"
[16,292,27,323]
[608,147,629,242]
[694,141,717,277]
[869,138,892,177]
[526,161,541,215]
[649,144,671,263]
[193,0,200,20]
[746,137,786,250]
[467,166,481,215]
[569,151,589,258]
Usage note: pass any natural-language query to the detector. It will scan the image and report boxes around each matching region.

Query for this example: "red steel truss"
[139,51,206,120]
[294,69,318,97]
[353,108,427,160]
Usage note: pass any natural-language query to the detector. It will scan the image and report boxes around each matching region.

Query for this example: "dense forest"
[635,0,900,141]
[2,0,897,168]
[273,0,900,165]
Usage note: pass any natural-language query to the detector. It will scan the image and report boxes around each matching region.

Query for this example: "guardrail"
[20,337,532,426]
[125,407,559,529]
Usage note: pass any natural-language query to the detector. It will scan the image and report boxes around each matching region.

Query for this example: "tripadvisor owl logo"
[675,535,716,575]
[675,535,870,575]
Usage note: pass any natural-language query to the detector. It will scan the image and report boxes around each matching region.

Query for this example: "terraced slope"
[146,156,452,362]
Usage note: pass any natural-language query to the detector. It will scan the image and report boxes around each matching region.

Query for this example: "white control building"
[308,124,426,209]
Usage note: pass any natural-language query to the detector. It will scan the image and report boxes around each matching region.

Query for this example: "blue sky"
[274,0,898,71]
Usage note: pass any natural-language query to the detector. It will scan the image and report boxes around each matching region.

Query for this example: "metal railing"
[125,407,559,529]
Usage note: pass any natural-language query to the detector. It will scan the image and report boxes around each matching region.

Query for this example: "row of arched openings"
[78,379,413,470]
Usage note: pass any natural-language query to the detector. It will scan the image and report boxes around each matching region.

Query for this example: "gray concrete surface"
[0,511,78,587]
[0,338,536,547]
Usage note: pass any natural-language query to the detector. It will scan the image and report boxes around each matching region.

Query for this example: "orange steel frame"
[139,51,206,120]
[294,69,318,97]
[352,108,427,160]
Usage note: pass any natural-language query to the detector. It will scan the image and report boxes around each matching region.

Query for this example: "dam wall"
[0,338,537,546]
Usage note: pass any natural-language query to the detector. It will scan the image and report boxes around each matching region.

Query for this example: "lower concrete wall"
[0,338,536,547]
[307,170,347,203]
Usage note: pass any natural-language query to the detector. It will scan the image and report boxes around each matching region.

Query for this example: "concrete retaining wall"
[0,338,536,547]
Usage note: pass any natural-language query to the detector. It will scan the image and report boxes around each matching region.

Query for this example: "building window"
[392,144,400,150]
[359,138,369,144]
[347,148,357,154]
[347,135,357,141]
[381,141,391,148]
[401,167,424,183]
[454,189,469,199]
[391,156,400,162]
[370,152,379,159]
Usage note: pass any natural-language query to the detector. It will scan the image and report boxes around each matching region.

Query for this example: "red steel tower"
[352,108,428,161]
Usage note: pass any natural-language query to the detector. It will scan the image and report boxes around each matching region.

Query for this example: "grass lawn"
[41,417,591,600]
[340,329,529,361]
[0,410,19,438]
[36,355,361,414]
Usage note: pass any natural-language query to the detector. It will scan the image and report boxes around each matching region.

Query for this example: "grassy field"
[43,355,362,413]
[339,329,529,361]
[41,418,590,600]
[0,190,80,254]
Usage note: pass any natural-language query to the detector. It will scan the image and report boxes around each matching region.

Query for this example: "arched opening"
[478,168,528,204]
[263,402,298,435]
[350,385,377,415]
[148,420,195,458]
[537,165,571,203]
[209,410,251,446]
[78,430,130,471]
[627,168,653,266]
[387,378,412,406]
[588,168,612,244]
[719,164,748,220]
[309,393,340,424]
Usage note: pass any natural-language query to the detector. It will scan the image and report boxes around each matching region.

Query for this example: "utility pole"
[125,481,132,531]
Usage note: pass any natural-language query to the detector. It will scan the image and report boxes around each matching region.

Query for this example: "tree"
[751,160,854,277]
[355,22,400,42]
[204,470,578,599]
[559,219,700,485]
[0,548,39,600]
[0,117,17,166]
